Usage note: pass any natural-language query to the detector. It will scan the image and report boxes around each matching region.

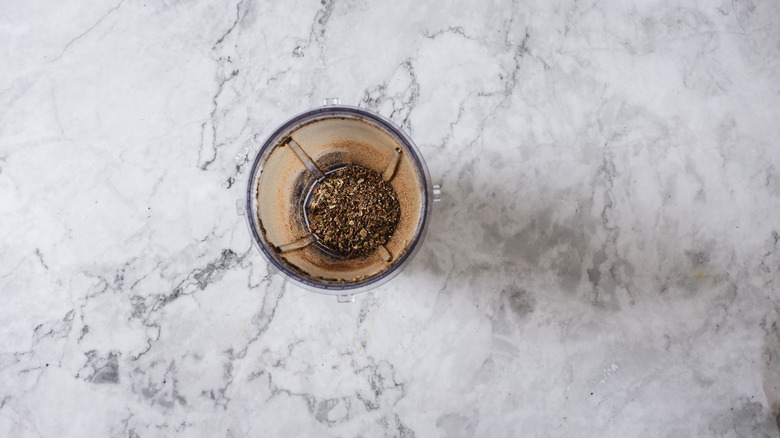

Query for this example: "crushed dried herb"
[306,164,400,259]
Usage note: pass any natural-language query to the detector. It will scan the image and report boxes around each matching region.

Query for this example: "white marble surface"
[2,0,780,436]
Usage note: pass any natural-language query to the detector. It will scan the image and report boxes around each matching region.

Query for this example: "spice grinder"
[243,99,439,302]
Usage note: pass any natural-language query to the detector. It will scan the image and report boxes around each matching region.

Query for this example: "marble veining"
[1,0,780,436]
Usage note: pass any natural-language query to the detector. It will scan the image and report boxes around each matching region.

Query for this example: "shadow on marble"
[407,182,609,303]
[408,174,765,306]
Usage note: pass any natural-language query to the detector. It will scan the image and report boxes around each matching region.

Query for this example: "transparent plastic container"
[242,99,439,302]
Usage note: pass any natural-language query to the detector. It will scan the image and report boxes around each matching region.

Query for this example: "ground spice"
[306,164,400,259]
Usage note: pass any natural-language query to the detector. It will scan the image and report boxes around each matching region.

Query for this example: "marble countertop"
[2,0,780,436]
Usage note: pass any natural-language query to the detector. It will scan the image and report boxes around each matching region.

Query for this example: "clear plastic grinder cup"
[243,99,440,302]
